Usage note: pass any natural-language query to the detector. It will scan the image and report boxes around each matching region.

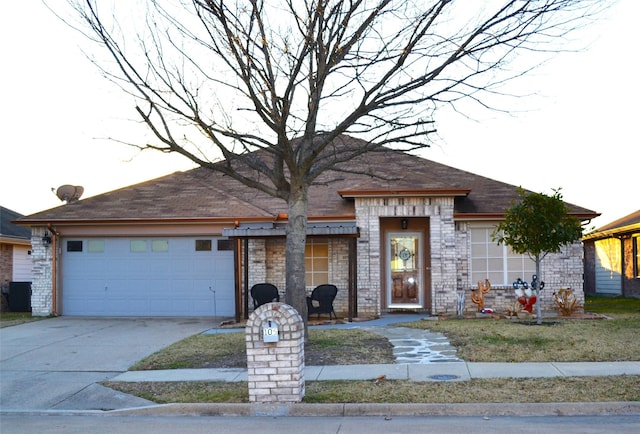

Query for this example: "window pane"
[152,240,169,252]
[313,258,329,272]
[195,240,212,251]
[471,258,487,271]
[486,243,503,256]
[87,240,104,253]
[470,228,488,242]
[313,243,328,257]
[488,271,503,283]
[507,257,523,270]
[67,240,83,252]
[130,240,147,252]
[487,258,503,271]
[314,272,329,285]
[217,239,233,251]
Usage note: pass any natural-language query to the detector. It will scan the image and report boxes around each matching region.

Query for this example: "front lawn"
[104,295,640,404]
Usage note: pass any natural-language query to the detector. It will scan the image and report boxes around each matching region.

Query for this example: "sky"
[1,1,637,230]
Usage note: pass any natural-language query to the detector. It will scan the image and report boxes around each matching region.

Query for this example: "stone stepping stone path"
[365,326,462,364]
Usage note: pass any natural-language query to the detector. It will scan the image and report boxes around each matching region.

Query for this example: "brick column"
[246,302,305,408]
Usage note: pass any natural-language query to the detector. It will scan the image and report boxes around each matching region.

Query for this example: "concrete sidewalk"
[111,361,640,383]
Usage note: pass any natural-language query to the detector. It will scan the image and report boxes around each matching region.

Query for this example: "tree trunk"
[284,180,309,338]
[535,255,542,325]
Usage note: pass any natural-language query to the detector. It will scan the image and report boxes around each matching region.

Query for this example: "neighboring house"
[17,136,598,319]
[1,206,33,311]
[583,210,640,298]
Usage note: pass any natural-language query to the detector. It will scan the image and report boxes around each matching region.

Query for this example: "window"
[217,239,233,251]
[66,240,83,252]
[195,240,212,251]
[305,239,328,286]
[130,240,147,252]
[151,240,169,252]
[87,240,105,253]
[470,225,535,286]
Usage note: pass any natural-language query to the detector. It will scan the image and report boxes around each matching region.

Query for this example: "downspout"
[234,237,242,323]
[47,224,59,316]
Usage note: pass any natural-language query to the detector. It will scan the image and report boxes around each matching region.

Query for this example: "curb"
[108,401,640,417]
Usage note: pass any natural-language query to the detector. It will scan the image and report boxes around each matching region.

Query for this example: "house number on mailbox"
[262,320,279,343]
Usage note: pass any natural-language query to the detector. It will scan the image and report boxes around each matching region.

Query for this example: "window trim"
[634,236,640,279]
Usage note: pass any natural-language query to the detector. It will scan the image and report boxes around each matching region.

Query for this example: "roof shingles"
[18,136,597,224]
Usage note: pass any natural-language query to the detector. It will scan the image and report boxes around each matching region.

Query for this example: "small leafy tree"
[493,188,583,324]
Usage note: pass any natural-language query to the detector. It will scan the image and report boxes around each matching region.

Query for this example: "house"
[16,136,598,319]
[1,206,33,311]
[583,210,640,298]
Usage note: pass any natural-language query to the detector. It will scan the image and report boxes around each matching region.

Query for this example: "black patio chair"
[306,284,338,320]
[250,283,280,309]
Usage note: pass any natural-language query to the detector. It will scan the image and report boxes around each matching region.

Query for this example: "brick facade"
[246,302,305,403]
[27,204,587,318]
[0,243,12,288]
[355,196,457,316]
[239,197,586,319]
[248,238,351,314]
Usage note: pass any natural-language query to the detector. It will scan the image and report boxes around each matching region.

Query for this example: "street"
[1,414,639,433]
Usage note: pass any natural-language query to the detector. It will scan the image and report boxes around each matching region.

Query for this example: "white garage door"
[61,237,235,317]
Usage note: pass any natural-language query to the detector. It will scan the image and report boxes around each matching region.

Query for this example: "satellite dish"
[55,185,84,203]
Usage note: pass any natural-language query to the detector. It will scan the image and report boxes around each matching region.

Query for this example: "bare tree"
[63,0,601,327]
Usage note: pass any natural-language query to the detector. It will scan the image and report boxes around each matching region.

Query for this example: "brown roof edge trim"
[16,214,358,227]
[455,212,599,221]
[307,215,356,221]
[338,189,471,198]
[454,213,505,221]
[15,216,274,226]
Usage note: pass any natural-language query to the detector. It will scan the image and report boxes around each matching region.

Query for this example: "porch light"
[401,218,408,230]
[42,231,52,245]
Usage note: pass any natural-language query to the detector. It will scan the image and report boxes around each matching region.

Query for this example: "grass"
[103,376,640,404]
[584,294,640,314]
[131,328,395,370]
[399,315,639,362]
[4,295,638,403]
[0,312,48,328]
[104,295,640,404]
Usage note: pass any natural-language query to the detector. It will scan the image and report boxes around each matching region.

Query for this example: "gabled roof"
[17,136,597,225]
[0,206,31,243]
[583,209,640,241]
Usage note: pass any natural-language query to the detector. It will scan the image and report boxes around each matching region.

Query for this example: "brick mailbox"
[246,302,305,404]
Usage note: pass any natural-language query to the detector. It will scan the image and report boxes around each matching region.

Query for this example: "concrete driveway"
[0,317,215,411]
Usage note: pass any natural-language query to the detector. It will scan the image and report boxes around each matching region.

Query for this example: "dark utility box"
[8,282,32,312]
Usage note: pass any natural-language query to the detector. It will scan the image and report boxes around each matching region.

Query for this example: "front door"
[387,232,423,307]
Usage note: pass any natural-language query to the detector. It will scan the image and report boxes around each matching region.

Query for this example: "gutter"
[47,224,59,316]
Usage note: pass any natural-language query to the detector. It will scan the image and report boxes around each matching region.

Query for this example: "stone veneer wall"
[29,227,53,316]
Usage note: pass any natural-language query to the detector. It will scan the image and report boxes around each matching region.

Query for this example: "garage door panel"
[63,278,107,315]
[61,237,235,317]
